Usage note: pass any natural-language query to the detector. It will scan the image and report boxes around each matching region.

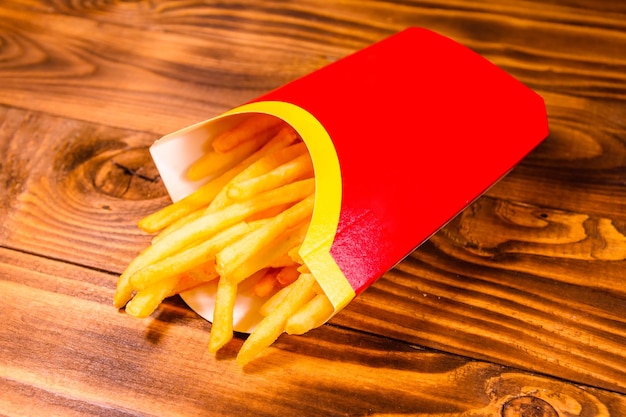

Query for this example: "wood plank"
[0,105,163,273]
[1,0,625,406]
[486,90,626,220]
[0,0,349,134]
[2,247,625,417]
[1,102,624,394]
[0,0,624,134]
[336,201,626,391]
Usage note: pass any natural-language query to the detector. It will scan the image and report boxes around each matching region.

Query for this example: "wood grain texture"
[2,248,626,417]
[1,0,624,132]
[0,0,625,415]
[0,105,165,273]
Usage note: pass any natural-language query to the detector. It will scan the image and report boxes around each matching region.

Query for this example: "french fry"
[220,221,310,288]
[206,140,308,214]
[137,173,233,234]
[243,203,292,223]
[252,269,280,297]
[115,261,219,311]
[119,178,315,289]
[124,262,219,318]
[285,293,335,335]
[125,274,180,318]
[117,116,337,365]
[129,221,258,291]
[114,274,138,309]
[268,254,298,269]
[207,220,309,348]
[287,244,303,264]
[151,206,206,244]
[216,194,314,283]
[171,261,219,294]
[138,125,299,234]
[226,152,314,201]
[187,134,267,182]
[208,276,239,353]
[258,283,293,317]
[211,114,285,153]
[236,273,317,365]
[276,264,300,286]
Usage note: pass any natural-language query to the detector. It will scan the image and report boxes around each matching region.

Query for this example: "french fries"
[137,124,300,234]
[236,273,317,365]
[115,114,336,365]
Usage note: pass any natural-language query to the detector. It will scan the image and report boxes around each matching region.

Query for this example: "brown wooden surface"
[1,1,625,416]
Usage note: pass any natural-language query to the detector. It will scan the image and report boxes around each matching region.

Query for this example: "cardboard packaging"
[150,27,549,332]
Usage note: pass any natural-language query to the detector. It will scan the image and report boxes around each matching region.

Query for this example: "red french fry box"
[149,27,548,332]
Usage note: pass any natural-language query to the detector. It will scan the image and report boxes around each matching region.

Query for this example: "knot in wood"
[93,147,165,200]
[501,396,558,417]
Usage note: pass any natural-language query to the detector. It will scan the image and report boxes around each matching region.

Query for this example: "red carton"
[150,27,548,332]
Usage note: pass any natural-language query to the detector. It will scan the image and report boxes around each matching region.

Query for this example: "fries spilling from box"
[114,27,548,365]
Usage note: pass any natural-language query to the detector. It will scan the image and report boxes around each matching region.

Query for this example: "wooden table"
[1,1,625,416]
